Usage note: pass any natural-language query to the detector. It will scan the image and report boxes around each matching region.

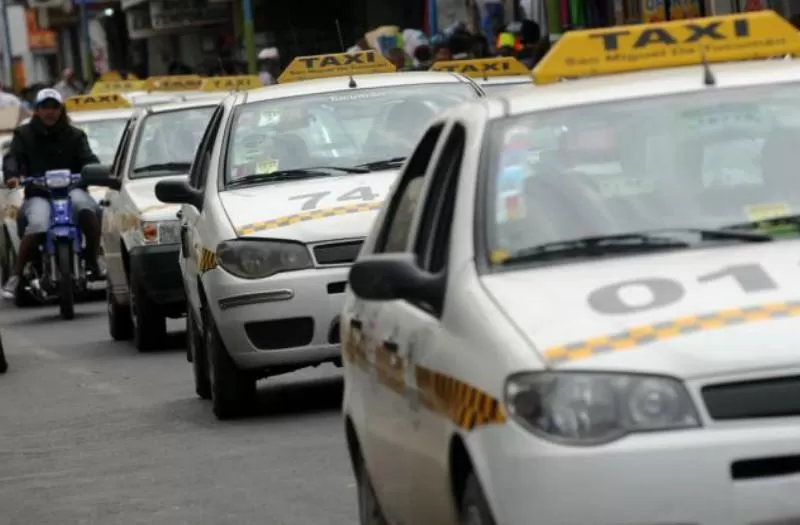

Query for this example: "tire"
[204,307,255,420]
[187,308,211,400]
[107,287,133,341]
[55,239,75,320]
[0,333,8,374]
[356,458,388,525]
[129,271,167,352]
[459,473,497,525]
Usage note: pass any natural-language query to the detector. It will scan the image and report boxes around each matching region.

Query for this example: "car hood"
[481,241,800,380]
[219,170,399,243]
[126,175,185,221]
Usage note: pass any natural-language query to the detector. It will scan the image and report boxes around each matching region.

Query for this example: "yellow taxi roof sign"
[430,57,530,78]
[90,80,146,94]
[200,75,262,92]
[278,50,396,83]
[145,75,203,92]
[533,10,800,85]
[65,93,132,112]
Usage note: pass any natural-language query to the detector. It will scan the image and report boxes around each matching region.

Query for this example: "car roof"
[241,71,476,103]
[501,59,800,116]
[70,108,135,121]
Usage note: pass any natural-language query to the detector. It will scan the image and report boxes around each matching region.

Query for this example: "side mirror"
[81,164,120,190]
[348,253,444,309]
[155,179,203,210]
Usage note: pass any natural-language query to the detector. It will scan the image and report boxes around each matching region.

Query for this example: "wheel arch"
[344,414,363,477]
[449,432,474,514]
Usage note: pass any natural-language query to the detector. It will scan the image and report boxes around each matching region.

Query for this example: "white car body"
[341,57,800,525]
[160,70,485,419]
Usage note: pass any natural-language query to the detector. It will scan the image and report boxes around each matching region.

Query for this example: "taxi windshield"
[484,83,800,265]
[224,83,477,185]
[132,106,215,179]
[73,117,127,164]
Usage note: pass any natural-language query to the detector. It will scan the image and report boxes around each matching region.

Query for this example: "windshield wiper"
[132,162,191,174]
[227,166,367,188]
[498,228,771,265]
[355,157,407,171]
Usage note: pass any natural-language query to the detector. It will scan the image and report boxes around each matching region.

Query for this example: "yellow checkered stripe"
[198,247,217,273]
[415,366,506,431]
[237,201,383,236]
[340,327,506,431]
[544,300,800,365]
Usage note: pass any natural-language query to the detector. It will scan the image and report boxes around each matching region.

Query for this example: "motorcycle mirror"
[80,164,118,190]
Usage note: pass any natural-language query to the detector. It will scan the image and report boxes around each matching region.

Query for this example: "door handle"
[383,340,399,354]
[176,210,182,219]
[99,199,110,207]
[350,318,362,330]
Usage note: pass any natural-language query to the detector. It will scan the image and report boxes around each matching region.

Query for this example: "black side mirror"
[348,253,444,309]
[155,179,203,210]
[81,164,120,190]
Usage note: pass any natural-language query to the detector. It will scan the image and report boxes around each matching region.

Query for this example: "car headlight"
[141,220,180,245]
[216,239,312,279]
[505,372,700,446]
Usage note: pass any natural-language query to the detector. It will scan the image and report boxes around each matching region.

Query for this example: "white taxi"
[342,11,800,525]
[430,57,533,96]
[154,50,485,420]
[81,97,223,351]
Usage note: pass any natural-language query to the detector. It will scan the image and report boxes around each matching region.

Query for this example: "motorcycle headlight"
[45,172,71,189]
[505,372,700,446]
[141,220,181,245]
[216,239,312,279]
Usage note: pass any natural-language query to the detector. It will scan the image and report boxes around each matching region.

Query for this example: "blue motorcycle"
[19,170,86,320]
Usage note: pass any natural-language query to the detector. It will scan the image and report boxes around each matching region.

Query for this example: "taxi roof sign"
[278,50,396,83]
[90,80,146,94]
[532,11,800,85]
[200,75,262,92]
[430,57,530,79]
[65,93,132,112]
[144,75,203,92]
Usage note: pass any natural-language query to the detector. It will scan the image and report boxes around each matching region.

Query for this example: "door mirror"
[155,178,203,210]
[348,253,444,308]
[81,164,120,190]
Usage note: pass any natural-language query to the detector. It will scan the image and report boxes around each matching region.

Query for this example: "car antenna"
[699,46,716,86]
[335,19,357,89]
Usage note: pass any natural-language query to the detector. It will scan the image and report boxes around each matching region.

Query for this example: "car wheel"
[204,308,255,420]
[459,473,497,525]
[188,308,211,400]
[107,287,134,341]
[129,272,167,352]
[357,458,388,525]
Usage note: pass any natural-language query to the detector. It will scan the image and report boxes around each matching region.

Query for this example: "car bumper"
[482,419,800,525]
[203,265,347,370]
[129,243,184,309]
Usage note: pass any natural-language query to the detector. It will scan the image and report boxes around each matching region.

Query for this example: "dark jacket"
[4,114,99,199]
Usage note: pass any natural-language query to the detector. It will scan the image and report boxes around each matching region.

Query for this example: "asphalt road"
[0,298,357,525]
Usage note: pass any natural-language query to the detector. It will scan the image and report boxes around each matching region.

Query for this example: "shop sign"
[149,0,228,31]
[26,9,57,51]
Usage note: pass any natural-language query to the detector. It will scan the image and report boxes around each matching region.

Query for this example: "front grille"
[702,376,800,420]
[313,240,363,265]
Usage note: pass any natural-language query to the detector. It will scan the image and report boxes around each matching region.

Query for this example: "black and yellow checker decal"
[237,201,383,236]
[197,247,217,273]
[544,300,800,365]
[341,324,506,431]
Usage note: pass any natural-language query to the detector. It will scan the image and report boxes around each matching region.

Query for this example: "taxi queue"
[4,10,800,525]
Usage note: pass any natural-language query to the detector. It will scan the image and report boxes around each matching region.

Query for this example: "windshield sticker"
[256,159,280,174]
[329,91,389,103]
[745,202,791,223]
[489,249,511,265]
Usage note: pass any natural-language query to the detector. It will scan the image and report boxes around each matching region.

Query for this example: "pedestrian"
[386,47,409,70]
[413,45,433,69]
[432,43,453,62]
[53,68,83,98]
[257,47,281,85]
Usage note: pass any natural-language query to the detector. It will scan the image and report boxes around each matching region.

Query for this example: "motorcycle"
[18,170,87,320]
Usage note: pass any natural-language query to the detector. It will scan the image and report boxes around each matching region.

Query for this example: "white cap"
[35,88,63,106]
[258,47,279,60]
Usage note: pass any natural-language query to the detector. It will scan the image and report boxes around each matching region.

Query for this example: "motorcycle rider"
[2,88,102,300]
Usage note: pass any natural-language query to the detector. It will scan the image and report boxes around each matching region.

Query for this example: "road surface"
[0,299,357,525]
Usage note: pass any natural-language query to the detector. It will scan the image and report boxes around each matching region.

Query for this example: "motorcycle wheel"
[55,239,75,320]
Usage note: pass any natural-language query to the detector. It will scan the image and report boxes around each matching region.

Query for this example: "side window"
[110,119,134,179]
[189,106,224,190]
[414,123,466,273]
[377,122,446,253]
